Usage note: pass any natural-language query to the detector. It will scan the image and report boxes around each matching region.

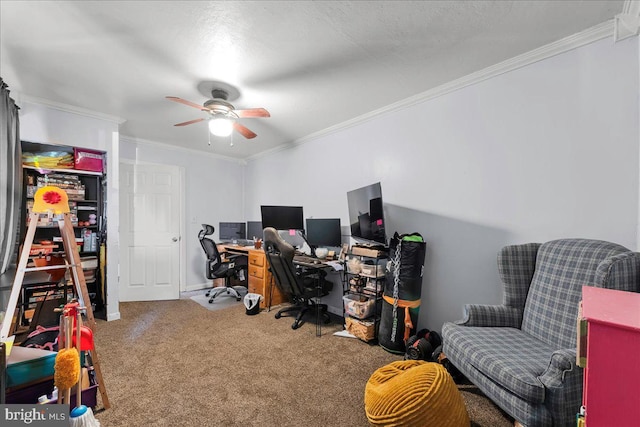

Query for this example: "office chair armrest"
[220,252,242,262]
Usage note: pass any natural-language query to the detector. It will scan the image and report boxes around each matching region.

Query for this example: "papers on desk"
[325,261,344,271]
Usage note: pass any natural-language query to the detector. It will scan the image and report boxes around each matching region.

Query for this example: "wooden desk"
[219,244,287,309]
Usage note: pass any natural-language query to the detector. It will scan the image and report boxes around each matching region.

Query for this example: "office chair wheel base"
[275,312,282,319]
[291,322,300,330]
[208,297,215,303]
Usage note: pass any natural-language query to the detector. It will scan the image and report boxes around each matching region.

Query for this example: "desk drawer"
[249,265,264,279]
[248,277,262,295]
[249,253,264,268]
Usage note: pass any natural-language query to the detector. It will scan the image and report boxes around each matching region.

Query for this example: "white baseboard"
[184,282,210,292]
[106,312,121,321]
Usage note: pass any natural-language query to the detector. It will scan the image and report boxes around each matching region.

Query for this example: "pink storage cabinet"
[580,286,640,427]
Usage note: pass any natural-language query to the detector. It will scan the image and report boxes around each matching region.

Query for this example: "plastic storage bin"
[6,346,57,388]
[343,294,376,319]
[74,148,104,172]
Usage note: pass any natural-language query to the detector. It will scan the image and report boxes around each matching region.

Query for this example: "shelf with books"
[20,150,107,319]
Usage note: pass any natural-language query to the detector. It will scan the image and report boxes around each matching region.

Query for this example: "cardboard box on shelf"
[351,245,387,258]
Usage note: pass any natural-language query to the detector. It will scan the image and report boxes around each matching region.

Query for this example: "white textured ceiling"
[0,1,626,159]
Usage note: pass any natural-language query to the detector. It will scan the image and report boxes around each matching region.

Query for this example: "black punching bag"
[379,233,426,354]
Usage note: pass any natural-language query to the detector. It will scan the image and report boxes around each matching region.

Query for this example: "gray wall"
[244,36,640,331]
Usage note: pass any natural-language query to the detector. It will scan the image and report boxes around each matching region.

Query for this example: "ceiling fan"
[166,88,269,139]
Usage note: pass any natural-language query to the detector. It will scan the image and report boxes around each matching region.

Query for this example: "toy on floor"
[54,311,79,405]
[54,302,100,426]
[68,302,100,427]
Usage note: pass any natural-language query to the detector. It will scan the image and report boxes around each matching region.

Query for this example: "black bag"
[22,325,60,352]
[379,232,426,354]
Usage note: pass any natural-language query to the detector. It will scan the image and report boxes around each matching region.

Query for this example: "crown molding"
[615,0,640,42]
[623,0,640,15]
[255,20,617,162]
[119,134,246,165]
[16,92,127,124]
[245,138,297,162]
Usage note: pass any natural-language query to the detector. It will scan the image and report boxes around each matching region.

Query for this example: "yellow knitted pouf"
[364,360,470,427]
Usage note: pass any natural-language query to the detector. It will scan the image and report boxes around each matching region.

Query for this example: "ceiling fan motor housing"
[203,98,235,117]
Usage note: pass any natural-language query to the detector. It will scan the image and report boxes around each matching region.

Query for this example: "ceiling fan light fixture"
[208,116,234,137]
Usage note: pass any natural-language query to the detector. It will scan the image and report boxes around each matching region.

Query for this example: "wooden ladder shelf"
[1,211,110,409]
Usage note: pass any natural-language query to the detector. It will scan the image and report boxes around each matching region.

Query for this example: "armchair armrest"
[538,348,579,387]
[456,304,522,327]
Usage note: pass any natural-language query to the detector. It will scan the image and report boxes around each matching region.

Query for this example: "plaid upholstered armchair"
[442,239,640,427]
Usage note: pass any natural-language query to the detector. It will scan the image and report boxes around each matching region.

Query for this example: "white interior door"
[119,162,181,301]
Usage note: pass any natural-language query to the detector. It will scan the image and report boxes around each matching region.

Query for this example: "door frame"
[119,159,186,295]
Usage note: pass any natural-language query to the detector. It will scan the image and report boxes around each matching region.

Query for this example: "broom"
[70,307,100,427]
[54,313,78,405]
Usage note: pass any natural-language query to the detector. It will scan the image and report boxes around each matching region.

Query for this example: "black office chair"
[198,224,247,303]
[263,227,333,329]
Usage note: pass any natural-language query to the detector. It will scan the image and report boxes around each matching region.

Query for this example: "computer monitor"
[347,182,387,244]
[260,206,304,230]
[305,218,342,248]
[219,222,246,241]
[247,221,263,240]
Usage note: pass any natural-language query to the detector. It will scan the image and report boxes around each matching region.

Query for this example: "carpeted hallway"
[92,298,513,426]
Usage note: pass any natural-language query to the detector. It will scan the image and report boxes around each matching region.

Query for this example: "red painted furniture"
[580,286,640,427]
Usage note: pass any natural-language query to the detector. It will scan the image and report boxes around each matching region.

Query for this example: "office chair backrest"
[199,224,223,275]
[263,227,302,297]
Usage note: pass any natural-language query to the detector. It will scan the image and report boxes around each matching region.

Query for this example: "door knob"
[172,237,178,242]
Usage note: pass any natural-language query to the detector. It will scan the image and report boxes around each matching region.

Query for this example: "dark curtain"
[0,78,21,275]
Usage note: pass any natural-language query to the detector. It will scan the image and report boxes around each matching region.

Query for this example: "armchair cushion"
[521,239,630,349]
[442,324,556,403]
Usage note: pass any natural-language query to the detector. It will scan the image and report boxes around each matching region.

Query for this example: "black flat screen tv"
[347,182,386,245]
[260,205,304,231]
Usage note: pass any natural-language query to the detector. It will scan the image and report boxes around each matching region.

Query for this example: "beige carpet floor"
[92,299,513,427]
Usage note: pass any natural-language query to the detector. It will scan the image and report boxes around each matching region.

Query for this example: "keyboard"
[294,255,324,266]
